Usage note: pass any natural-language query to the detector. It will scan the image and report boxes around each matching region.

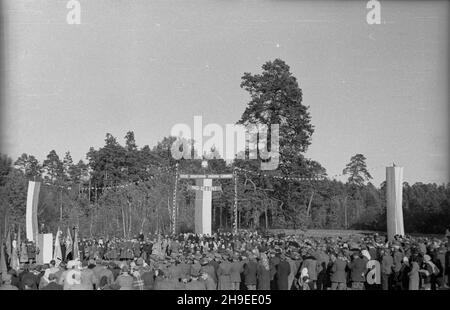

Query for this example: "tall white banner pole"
[386,166,404,241]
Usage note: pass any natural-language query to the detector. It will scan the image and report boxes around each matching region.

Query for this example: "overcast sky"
[1,0,448,186]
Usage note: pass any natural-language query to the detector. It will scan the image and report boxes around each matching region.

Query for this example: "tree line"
[1,59,448,237]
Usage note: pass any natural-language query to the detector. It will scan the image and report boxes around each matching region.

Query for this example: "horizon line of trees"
[1,135,448,238]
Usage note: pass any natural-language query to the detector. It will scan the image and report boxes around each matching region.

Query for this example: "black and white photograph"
[0,0,449,298]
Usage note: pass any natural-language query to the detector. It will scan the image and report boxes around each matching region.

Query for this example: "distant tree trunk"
[238,211,240,230]
[128,202,132,238]
[306,191,314,217]
[60,190,63,224]
[343,197,348,229]
[219,205,223,229]
[89,209,93,238]
[225,210,228,229]
[265,201,268,230]
[121,206,126,238]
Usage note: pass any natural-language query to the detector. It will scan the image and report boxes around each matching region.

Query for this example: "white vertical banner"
[26,181,41,242]
[386,166,404,240]
[37,233,53,265]
[194,178,212,235]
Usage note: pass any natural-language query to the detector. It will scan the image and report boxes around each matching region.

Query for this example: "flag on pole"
[53,228,62,267]
[65,227,72,259]
[10,237,19,271]
[73,227,79,260]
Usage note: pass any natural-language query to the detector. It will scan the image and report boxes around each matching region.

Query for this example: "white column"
[194,179,212,235]
[386,166,404,240]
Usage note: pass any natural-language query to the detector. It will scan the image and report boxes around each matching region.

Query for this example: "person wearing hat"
[0,274,18,290]
[269,251,280,289]
[330,252,347,290]
[243,254,258,290]
[200,257,217,287]
[93,261,114,289]
[190,257,202,278]
[217,254,232,290]
[230,254,244,290]
[114,264,134,290]
[140,267,155,290]
[381,248,393,290]
[348,250,368,290]
[80,260,98,290]
[300,252,317,290]
[419,254,434,290]
[276,254,291,290]
[391,243,404,290]
[174,257,187,281]
[407,255,420,290]
[257,253,271,290]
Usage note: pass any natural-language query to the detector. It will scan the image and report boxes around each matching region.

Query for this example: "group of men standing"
[1,230,449,290]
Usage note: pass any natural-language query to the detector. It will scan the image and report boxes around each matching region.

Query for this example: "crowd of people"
[1,229,449,290]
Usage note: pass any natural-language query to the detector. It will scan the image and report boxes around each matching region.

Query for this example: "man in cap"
[217,254,232,290]
[230,254,244,290]
[190,256,202,279]
[392,242,404,288]
[330,252,348,290]
[114,264,134,290]
[276,254,291,290]
[348,250,368,290]
[300,252,317,290]
[200,257,217,287]
[94,261,114,288]
[243,254,258,290]
[80,260,97,290]
[381,248,393,290]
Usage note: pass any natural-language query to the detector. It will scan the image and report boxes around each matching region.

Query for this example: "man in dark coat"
[20,266,39,290]
[276,255,291,290]
[243,255,258,290]
[141,269,155,290]
[381,248,393,290]
[330,253,348,290]
[143,242,153,261]
[349,251,368,290]
[269,253,280,289]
